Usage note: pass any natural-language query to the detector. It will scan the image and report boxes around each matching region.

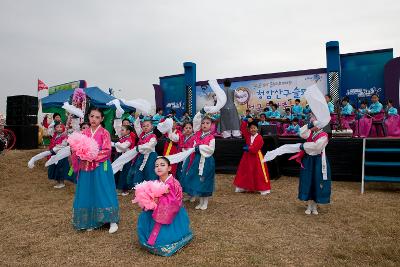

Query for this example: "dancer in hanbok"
[162,119,182,176]
[47,113,62,136]
[114,125,137,196]
[234,119,271,194]
[176,122,195,183]
[180,110,215,210]
[136,156,193,256]
[128,115,159,185]
[263,85,331,215]
[292,122,331,214]
[72,107,119,233]
[384,99,400,137]
[47,122,73,188]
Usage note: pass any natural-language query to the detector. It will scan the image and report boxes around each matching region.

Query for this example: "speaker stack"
[5,95,39,149]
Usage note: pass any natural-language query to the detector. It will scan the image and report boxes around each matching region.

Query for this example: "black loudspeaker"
[6,95,39,126]
[6,115,37,125]
[5,125,38,149]
[7,95,38,107]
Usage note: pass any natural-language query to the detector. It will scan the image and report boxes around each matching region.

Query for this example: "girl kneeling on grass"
[136,156,193,256]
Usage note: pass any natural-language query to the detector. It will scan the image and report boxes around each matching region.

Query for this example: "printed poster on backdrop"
[196,73,327,115]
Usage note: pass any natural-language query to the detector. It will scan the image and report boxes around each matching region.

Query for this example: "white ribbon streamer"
[263,144,302,162]
[111,147,138,174]
[28,150,52,168]
[203,80,227,114]
[62,102,84,118]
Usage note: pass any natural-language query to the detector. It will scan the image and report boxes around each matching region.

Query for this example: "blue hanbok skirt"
[137,207,193,256]
[181,153,215,197]
[48,158,75,183]
[298,154,331,204]
[116,160,133,191]
[72,160,119,230]
[128,152,158,186]
[175,161,184,182]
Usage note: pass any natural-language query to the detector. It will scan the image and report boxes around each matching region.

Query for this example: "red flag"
[38,79,48,91]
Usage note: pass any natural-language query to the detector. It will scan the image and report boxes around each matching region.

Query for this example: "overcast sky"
[0,0,399,114]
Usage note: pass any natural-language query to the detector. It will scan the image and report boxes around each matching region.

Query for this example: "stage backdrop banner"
[160,75,186,117]
[196,73,327,115]
[341,49,393,103]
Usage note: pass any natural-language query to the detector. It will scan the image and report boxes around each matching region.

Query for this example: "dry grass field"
[1,149,400,266]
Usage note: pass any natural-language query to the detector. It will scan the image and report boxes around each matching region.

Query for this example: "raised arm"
[134,117,143,136]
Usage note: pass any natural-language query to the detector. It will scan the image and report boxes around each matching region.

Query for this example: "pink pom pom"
[72,88,86,103]
[67,132,99,161]
[132,181,169,211]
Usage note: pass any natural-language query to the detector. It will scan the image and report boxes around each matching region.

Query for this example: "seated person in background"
[357,101,368,119]
[367,94,383,115]
[385,99,400,137]
[263,106,272,118]
[325,94,335,114]
[269,104,281,119]
[283,118,300,136]
[340,97,354,116]
[241,109,252,121]
[180,112,192,125]
[283,107,294,121]
[152,108,164,127]
[387,99,398,115]
[339,97,355,130]
[258,113,269,126]
[292,99,303,120]
[167,109,180,124]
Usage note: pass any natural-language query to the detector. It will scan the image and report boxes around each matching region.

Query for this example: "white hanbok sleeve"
[199,139,215,158]
[193,112,202,133]
[303,136,328,155]
[134,117,142,136]
[138,137,157,154]
[168,130,180,142]
[114,119,122,138]
[47,122,55,136]
[115,141,131,153]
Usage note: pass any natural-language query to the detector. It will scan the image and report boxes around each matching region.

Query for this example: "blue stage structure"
[154,41,398,114]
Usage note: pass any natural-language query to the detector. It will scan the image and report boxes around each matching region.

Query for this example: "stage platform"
[156,137,400,181]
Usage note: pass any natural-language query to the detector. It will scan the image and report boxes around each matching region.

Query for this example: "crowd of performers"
[330,93,400,137]
[29,84,335,257]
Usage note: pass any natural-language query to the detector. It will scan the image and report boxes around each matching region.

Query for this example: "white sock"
[195,197,204,209]
[305,201,313,215]
[109,223,118,234]
[200,197,209,210]
[311,202,318,215]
